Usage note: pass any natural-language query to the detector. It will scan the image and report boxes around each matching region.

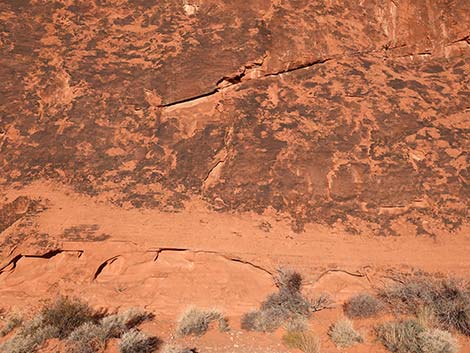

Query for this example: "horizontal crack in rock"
[0,249,84,274]
[158,57,331,109]
[149,247,273,276]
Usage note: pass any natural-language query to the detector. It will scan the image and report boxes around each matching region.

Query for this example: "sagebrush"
[119,329,159,353]
[376,319,426,353]
[176,307,227,336]
[380,274,470,335]
[344,293,383,319]
[241,268,331,332]
[0,298,154,353]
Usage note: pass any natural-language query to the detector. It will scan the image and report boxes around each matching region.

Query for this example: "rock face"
[1,0,469,235]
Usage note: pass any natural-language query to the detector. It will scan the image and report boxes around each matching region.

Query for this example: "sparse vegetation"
[161,343,183,353]
[40,296,99,339]
[0,313,23,337]
[380,274,470,335]
[160,344,197,353]
[375,319,426,353]
[344,293,383,319]
[100,308,153,339]
[176,307,227,336]
[282,330,321,353]
[376,318,460,353]
[241,268,331,332]
[0,298,154,353]
[285,316,309,332]
[119,329,159,353]
[328,318,363,348]
[0,320,58,353]
[416,305,438,328]
[67,322,107,353]
[418,329,459,353]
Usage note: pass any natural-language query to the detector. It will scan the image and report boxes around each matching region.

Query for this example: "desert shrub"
[282,330,321,353]
[328,318,363,348]
[275,268,303,292]
[240,309,285,332]
[0,313,23,337]
[0,302,154,353]
[67,322,107,353]
[66,307,154,353]
[161,344,183,353]
[417,306,438,328]
[285,316,309,332]
[217,316,230,332]
[176,307,226,336]
[380,275,470,335]
[0,322,58,353]
[40,296,98,339]
[0,334,40,353]
[241,269,331,332]
[344,293,383,318]
[376,319,425,353]
[100,308,153,339]
[418,329,459,353]
[119,329,159,353]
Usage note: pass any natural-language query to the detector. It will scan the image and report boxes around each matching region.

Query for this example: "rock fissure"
[92,255,120,281]
[149,247,273,276]
[158,56,331,109]
[0,249,83,274]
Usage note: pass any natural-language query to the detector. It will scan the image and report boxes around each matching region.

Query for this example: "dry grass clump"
[416,305,438,328]
[119,329,159,353]
[380,275,470,335]
[285,316,309,332]
[282,330,321,353]
[343,293,383,319]
[100,308,153,339]
[0,313,23,337]
[418,329,459,353]
[375,319,426,353]
[241,269,331,332]
[328,318,363,348]
[176,307,227,336]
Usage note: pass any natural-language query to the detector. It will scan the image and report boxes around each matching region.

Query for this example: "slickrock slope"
[0,1,469,352]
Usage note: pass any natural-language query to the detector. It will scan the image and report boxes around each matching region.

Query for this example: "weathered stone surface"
[0,0,469,234]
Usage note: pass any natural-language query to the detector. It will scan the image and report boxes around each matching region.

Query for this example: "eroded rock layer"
[1,0,469,234]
